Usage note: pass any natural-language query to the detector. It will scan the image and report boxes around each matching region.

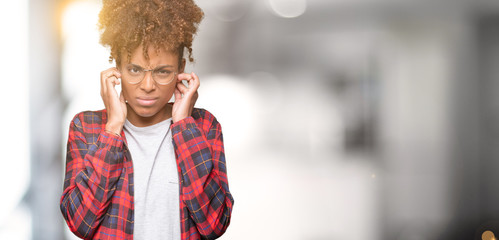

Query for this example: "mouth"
[136,97,158,106]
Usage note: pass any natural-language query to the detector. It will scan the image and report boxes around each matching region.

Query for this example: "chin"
[131,106,160,118]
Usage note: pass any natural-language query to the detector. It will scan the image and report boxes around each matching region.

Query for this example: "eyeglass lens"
[124,64,176,85]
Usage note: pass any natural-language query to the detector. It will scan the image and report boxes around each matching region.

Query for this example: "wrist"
[105,122,123,136]
[172,115,187,123]
[172,113,183,123]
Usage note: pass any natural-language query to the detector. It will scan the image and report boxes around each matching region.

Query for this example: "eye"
[126,65,142,75]
[156,69,172,76]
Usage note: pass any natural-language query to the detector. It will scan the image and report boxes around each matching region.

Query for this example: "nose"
[139,70,156,92]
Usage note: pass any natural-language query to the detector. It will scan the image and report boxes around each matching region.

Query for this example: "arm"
[60,112,126,239]
[172,110,234,239]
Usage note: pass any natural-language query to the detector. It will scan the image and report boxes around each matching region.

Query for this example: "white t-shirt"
[124,118,180,239]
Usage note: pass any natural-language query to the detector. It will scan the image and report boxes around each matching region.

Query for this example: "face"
[118,45,185,126]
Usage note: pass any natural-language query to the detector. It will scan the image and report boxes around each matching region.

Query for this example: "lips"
[136,97,158,106]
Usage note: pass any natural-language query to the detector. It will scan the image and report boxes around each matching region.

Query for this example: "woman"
[59,0,234,239]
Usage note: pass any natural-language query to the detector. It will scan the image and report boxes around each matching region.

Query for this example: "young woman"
[60,0,234,239]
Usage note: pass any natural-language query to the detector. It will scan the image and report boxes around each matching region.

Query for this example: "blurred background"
[1,0,499,239]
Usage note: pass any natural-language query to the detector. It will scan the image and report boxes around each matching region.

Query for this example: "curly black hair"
[98,0,203,64]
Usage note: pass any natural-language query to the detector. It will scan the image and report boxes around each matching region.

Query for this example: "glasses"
[121,64,177,85]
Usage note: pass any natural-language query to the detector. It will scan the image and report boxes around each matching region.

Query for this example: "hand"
[100,67,127,135]
[172,72,199,123]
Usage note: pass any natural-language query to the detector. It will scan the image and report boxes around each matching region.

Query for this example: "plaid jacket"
[60,107,234,239]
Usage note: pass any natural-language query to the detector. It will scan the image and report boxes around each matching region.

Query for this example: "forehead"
[124,45,179,67]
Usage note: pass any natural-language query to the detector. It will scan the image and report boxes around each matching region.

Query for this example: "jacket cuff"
[171,116,197,133]
[98,130,124,150]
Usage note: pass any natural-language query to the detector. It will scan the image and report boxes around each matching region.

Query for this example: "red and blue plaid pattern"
[60,108,234,239]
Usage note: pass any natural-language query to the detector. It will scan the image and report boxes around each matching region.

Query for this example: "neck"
[126,104,172,127]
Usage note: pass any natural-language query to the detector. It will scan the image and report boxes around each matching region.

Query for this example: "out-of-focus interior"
[2,0,499,239]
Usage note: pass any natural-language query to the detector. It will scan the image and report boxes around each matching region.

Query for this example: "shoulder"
[70,109,108,130]
[190,107,223,136]
[191,107,215,121]
[191,107,220,126]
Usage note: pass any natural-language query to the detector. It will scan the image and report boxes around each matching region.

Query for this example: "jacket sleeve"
[172,110,234,239]
[60,112,126,239]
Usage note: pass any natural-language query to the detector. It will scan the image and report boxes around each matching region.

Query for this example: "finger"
[106,76,119,98]
[174,87,182,101]
[177,72,199,94]
[101,68,121,81]
[177,73,193,81]
[189,72,200,91]
[109,71,121,85]
[176,81,189,94]
[105,70,121,87]
[191,72,198,82]
[105,70,121,94]
[106,68,121,78]
[101,68,121,93]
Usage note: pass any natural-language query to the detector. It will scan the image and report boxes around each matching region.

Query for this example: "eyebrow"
[128,63,175,69]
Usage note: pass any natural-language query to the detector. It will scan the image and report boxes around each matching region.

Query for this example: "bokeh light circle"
[268,0,307,18]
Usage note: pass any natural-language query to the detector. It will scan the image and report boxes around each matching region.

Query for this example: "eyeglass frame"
[119,63,178,86]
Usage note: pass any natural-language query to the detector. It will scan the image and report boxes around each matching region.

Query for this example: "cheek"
[121,83,133,100]
[161,87,175,102]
